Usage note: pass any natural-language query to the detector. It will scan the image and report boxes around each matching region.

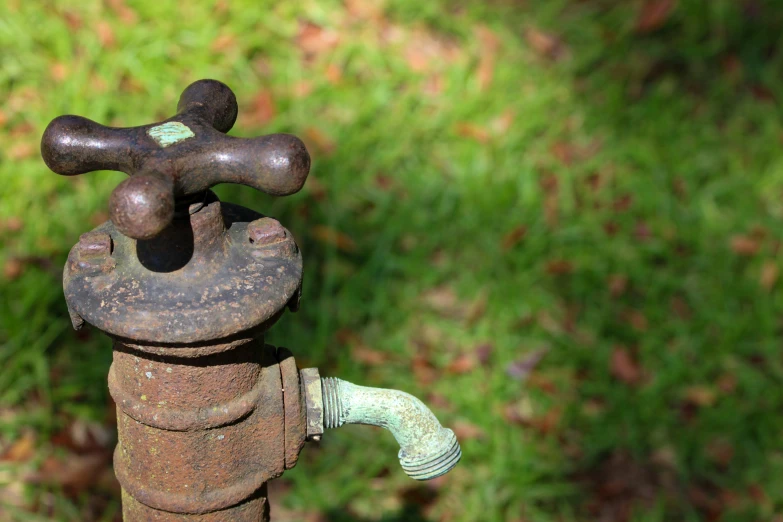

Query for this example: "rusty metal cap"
[63,200,303,345]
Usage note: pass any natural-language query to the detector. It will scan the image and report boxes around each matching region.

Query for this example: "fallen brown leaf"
[506,348,548,381]
[475,343,493,366]
[297,22,340,58]
[610,346,643,385]
[1,432,35,462]
[612,193,634,212]
[545,259,573,275]
[636,0,677,34]
[404,27,461,74]
[502,225,527,250]
[422,73,444,96]
[7,142,35,161]
[213,0,230,15]
[585,172,603,192]
[325,63,342,85]
[352,344,389,366]
[730,235,760,256]
[650,445,677,468]
[335,328,359,346]
[292,81,313,98]
[374,173,394,191]
[760,260,778,291]
[524,27,568,61]
[421,286,458,315]
[89,210,110,227]
[451,420,485,441]
[490,109,514,134]
[311,225,355,252]
[1,216,23,233]
[51,420,114,454]
[527,373,558,395]
[426,393,452,410]
[635,221,653,242]
[721,54,743,83]
[242,90,276,128]
[684,385,717,407]
[624,310,649,332]
[211,33,236,53]
[717,373,737,394]
[607,274,628,298]
[465,291,488,325]
[706,439,734,467]
[537,310,563,335]
[411,354,437,387]
[50,62,68,82]
[304,127,336,156]
[344,0,385,21]
[446,353,477,375]
[96,20,116,49]
[748,483,767,504]
[550,141,575,166]
[539,172,559,193]
[107,0,138,24]
[455,122,490,143]
[751,85,776,103]
[34,451,113,492]
[3,258,24,280]
[603,221,619,236]
[502,401,532,429]
[670,295,692,320]
[529,407,561,435]
[687,482,725,520]
[62,11,83,31]
[303,175,327,201]
[476,25,500,90]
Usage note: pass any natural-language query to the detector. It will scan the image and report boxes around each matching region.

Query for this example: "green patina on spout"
[321,377,461,480]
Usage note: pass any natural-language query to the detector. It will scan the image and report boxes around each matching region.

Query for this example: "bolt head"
[247,218,287,245]
[77,231,112,258]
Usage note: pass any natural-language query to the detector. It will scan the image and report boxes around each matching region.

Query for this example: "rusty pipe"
[44,79,461,520]
[320,377,461,480]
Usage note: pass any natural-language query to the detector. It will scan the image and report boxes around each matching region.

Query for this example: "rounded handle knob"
[41,80,310,239]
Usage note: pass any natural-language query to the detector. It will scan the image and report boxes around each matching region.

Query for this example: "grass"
[2,0,783,520]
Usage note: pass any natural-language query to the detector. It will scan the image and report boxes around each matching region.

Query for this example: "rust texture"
[277,347,306,470]
[111,339,284,519]
[43,80,312,520]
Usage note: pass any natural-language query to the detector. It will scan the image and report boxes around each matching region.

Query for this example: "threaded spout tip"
[399,428,461,480]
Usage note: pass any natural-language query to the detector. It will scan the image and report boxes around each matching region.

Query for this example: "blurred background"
[2,0,783,520]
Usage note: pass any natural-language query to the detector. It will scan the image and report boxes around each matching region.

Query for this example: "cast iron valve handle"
[41,79,310,240]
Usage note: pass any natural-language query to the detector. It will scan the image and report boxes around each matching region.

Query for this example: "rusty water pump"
[41,79,460,521]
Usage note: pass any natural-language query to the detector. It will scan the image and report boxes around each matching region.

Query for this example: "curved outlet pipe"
[320,377,461,480]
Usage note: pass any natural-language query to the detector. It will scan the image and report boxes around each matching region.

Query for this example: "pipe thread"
[400,432,462,480]
[321,377,344,429]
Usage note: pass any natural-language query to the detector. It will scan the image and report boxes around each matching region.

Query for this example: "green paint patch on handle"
[147,122,195,148]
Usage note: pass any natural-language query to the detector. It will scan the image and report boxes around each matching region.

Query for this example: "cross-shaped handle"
[41,79,310,240]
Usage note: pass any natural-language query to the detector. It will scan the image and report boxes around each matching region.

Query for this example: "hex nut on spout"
[318,376,461,480]
[300,368,324,442]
